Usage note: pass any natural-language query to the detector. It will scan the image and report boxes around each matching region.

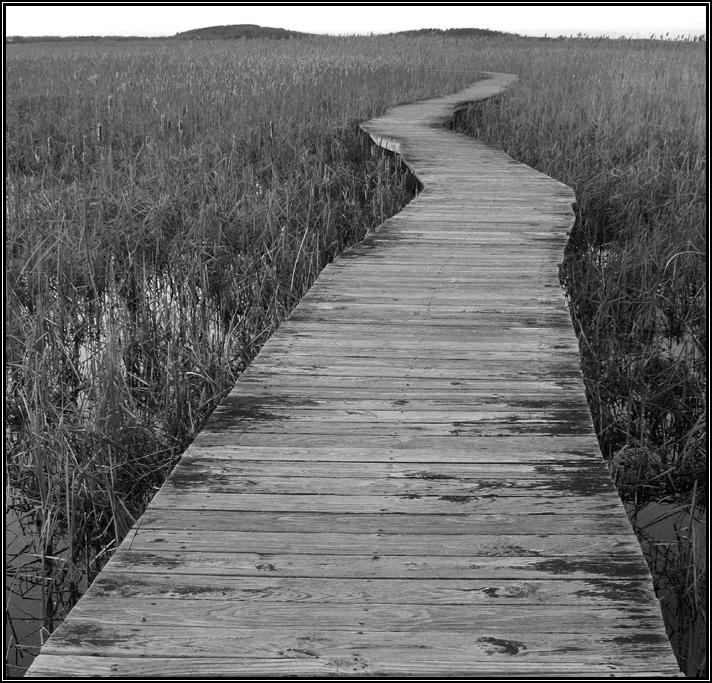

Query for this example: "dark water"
[5,507,88,678]
[5,501,706,676]
[5,508,46,678]
[626,502,707,677]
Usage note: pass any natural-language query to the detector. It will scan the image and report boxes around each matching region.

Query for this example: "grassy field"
[5,34,706,676]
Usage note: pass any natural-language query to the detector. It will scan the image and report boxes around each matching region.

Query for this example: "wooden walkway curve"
[27,73,680,677]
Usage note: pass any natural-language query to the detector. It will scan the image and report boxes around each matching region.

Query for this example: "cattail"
[107,95,113,112]
[160,114,166,133]
[46,136,53,156]
[96,122,103,142]
[269,120,274,141]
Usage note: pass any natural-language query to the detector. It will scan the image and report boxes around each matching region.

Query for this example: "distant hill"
[174,24,311,40]
[393,27,515,38]
[6,25,516,45]
[173,25,515,41]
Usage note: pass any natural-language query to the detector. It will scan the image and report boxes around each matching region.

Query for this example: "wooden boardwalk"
[27,73,680,677]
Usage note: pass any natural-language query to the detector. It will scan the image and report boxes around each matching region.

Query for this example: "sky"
[4,3,708,39]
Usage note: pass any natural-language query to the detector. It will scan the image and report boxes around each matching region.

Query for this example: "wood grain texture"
[27,72,681,677]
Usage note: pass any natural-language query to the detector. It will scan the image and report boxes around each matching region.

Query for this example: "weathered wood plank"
[57,600,672,633]
[234,363,585,382]
[139,509,634,535]
[158,474,617,496]
[25,655,676,678]
[186,440,604,463]
[197,422,594,436]
[85,574,655,608]
[39,625,675,663]
[189,433,605,455]
[105,550,652,580]
[147,491,628,514]
[207,398,593,415]
[229,377,587,392]
[164,460,604,479]
[260,334,580,347]
[128,530,644,556]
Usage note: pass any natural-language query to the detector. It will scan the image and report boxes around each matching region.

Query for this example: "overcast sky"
[5,4,708,39]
